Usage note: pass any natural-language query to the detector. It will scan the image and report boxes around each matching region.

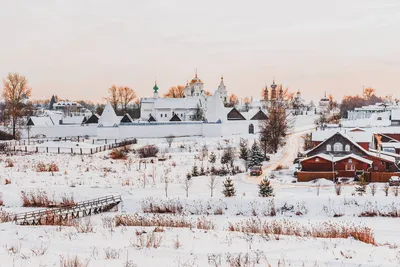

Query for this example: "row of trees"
[107,85,138,114]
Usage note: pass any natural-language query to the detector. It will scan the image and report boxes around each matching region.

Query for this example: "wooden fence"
[366,172,400,183]
[297,171,335,182]
[2,138,137,155]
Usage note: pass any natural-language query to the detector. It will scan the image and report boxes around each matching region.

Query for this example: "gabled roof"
[170,114,181,122]
[250,110,268,120]
[26,116,55,126]
[306,132,395,163]
[121,113,134,123]
[148,114,156,122]
[301,153,373,165]
[227,107,246,121]
[85,114,100,124]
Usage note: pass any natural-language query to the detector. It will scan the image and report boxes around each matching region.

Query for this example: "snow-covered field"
[1,115,400,267]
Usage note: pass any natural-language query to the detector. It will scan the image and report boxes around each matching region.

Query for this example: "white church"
[140,73,228,122]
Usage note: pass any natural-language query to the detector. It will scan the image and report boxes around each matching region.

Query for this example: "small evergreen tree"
[219,165,228,176]
[355,174,367,196]
[259,177,274,197]
[222,177,236,197]
[209,152,216,164]
[247,141,264,168]
[192,165,199,177]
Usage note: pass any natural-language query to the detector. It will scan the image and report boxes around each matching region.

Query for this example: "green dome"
[153,83,159,91]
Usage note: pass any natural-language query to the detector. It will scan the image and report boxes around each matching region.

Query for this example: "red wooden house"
[298,132,398,182]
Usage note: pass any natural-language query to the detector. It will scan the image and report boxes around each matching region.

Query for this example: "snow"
[1,115,400,266]
[98,101,120,127]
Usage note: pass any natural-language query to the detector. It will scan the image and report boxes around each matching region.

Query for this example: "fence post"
[71,148,73,154]
[92,140,94,145]
[36,147,38,153]
[58,147,60,154]
[90,148,93,154]
[80,148,82,155]
[78,136,80,142]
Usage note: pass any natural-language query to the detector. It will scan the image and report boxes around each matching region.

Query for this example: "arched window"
[345,144,350,152]
[326,144,331,152]
[333,142,343,152]
[249,124,254,134]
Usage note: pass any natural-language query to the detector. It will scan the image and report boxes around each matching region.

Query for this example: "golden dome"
[190,77,203,84]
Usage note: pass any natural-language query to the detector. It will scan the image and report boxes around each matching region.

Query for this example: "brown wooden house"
[298,132,398,182]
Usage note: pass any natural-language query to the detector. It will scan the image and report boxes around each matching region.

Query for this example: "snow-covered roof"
[28,116,55,126]
[312,130,372,143]
[53,101,82,107]
[301,153,373,165]
[381,142,400,149]
[98,101,120,127]
[62,116,85,124]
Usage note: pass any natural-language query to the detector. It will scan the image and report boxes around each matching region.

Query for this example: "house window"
[181,114,183,117]
[326,144,331,152]
[345,144,350,152]
[160,114,163,118]
[165,114,167,117]
[333,142,343,152]
[315,158,320,162]
[345,164,355,171]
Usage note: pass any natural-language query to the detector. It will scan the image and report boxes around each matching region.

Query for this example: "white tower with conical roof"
[215,76,228,104]
[97,101,120,139]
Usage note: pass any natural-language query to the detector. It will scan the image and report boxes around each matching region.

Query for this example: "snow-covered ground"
[1,115,400,267]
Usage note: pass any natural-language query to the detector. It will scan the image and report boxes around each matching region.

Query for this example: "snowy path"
[248,115,316,184]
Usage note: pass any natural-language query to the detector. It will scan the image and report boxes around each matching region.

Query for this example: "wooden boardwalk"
[11,195,122,225]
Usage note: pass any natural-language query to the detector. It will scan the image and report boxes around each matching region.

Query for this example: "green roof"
[153,83,159,91]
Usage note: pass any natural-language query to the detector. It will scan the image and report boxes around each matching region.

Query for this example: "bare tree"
[182,178,192,197]
[164,85,185,98]
[208,175,218,197]
[166,135,174,148]
[108,85,119,112]
[118,86,136,113]
[259,101,293,154]
[2,73,32,139]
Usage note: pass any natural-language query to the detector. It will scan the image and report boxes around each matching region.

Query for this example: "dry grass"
[5,158,13,167]
[104,247,120,259]
[36,162,59,172]
[21,191,75,208]
[228,219,375,245]
[109,148,127,160]
[4,178,11,185]
[115,214,215,231]
[115,214,191,228]
[60,256,90,267]
[0,211,13,223]
[74,219,94,233]
[131,232,163,249]
[141,198,183,214]
[0,192,3,206]
[359,203,400,218]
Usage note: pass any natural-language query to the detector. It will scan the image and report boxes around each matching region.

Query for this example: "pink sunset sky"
[1,0,399,103]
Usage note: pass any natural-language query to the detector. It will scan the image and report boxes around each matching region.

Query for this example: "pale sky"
[1,0,400,103]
